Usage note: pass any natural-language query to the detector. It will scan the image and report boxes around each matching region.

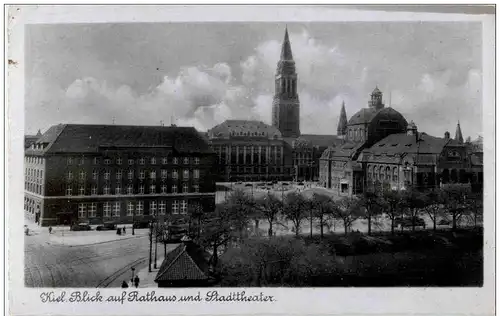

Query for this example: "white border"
[7,5,495,316]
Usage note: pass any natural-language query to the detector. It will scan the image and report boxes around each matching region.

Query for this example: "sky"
[25,22,482,139]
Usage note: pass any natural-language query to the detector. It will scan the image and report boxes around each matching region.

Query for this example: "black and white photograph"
[7,4,495,316]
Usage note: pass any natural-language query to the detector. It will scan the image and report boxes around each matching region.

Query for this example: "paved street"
[24,226,177,288]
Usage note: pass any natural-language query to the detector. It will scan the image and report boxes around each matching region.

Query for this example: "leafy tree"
[381,189,404,235]
[282,192,308,237]
[401,187,427,231]
[441,184,470,230]
[188,202,204,239]
[423,189,446,231]
[225,189,255,239]
[199,204,234,266]
[255,192,282,237]
[334,196,362,235]
[310,193,335,239]
[357,188,383,235]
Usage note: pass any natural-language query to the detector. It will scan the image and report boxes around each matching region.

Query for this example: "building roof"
[297,134,343,149]
[320,142,363,160]
[154,241,212,282]
[24,135,40,149]
[348,106,407,126]
[280,26,294,61]
[207,120,282,140]
[365,133,450,156]
[26,124,213,155]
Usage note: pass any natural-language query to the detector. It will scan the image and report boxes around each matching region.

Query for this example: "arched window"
[386,167,391,182]
[374,166,378,181]
[393,167,398,182]
[367,166,372,179]
[379,166,384,181]
[349,130,353,140]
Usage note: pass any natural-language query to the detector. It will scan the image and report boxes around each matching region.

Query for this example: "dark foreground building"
[24,124,216,226]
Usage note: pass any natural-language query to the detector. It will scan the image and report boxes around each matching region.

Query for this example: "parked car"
[96,222,117,231]
[282,182,289,186]
[236,181,243,184]
[245,183,253,187]
[70,223,92,231]
[133,221,150,229]
[393,217,426,228]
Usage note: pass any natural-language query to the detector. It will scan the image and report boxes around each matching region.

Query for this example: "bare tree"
[441,184,470,231]
[401,186,427,231]
[334,196,362,236]
[255,192,282,237]
[381,189,404,235]
[225,189,255,239]
[282,192,308,237]
[423,188,446,231]
[199,204,234,266]
[465,192,483,228]
[357,188,383,235]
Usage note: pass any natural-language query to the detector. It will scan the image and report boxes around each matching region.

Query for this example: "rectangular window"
[91,186,97,195]
[150,201,157,215]
[104,171,110,180]
[79,157,85,165]
[78,203,86,219]
[161,185,167,193]
[88,203,97,218]
[193,184,199,193]
[149,184,155,194]
[139,170,145,180]
[183,169,189,180]
[150,157,156,165]
[112,202,120,217]
[104,159,111,165]
[116,157,122,165]
[67,171,73,180]
[161,169,168,179]
[78,186,85,196]
[67,157,73,165]
[128,170,134,180]
[183,157,189,164]
[136,201,144,215]
[173,157,178,164]
[172,169,178,179]
[193,169,200,179]
[92,170,98,180]
[93,157,99,165]
[66,187,72,196]
[127,202,134,216]
[150,171,156,179]
[115,185,122,195]
[139,185,145,194]
[139,158,145,165]
[180,200,187,214]
[172,200,179,214]
[116,170,122,179]
[103,185,110,195]
[128,159,134,165]
[194,157,200,165]
[162,157,168,165]
[183,183,189,193]
[159,201,166,215]
[127,185,133,195]
[80,170,86,180]
[172,185,177,194]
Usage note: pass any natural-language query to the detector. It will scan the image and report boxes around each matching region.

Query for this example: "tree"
[423,189,446,231]
[465,192,483,228]
[225,189,255,239]
[255,192,282,237]
[381,189,404,235]
[188,202,204,239]
[310,193,335,239]
[357,188,383,235]
[334,196,362,235]
[282,192,308,237]
[442,184,471,230]
[401,187,427,231]
[199,204,234,267]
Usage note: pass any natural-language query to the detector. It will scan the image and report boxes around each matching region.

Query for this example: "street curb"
[67,235,148,247]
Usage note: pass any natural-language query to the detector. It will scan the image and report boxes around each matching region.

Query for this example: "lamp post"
[148,220,153,272]
[132,208,135,235]
[154,210,158,269]
[131,267,135,283]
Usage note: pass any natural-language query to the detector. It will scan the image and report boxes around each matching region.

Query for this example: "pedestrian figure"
[122,227,126,234]
[121,281,128,288]
[48,226,52,234]
[134,275,140,288]
[117,228,122,235]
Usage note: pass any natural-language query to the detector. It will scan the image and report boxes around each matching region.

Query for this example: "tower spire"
[337,101,348,136]
[280,26,293,61]
[455,121,464,144]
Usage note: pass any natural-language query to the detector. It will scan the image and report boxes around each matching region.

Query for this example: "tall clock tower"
[272,27,300,138]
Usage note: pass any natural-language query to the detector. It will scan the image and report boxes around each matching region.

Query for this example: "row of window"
[25,183,43,195]
[67,169,200,181]
[67,156,200,166]
[25,168,43,179]
[66,183,199,196]
[77,200,188,218]
[25,156,44,165]
[367,165,399,182]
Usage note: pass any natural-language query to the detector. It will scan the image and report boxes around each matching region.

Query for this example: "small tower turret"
[337,101,348,137]
[455,121,464,144]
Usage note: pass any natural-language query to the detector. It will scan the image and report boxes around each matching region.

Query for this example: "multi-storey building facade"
[25,124,216,226]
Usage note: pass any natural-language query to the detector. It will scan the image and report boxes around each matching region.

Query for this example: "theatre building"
[24,124,216,226]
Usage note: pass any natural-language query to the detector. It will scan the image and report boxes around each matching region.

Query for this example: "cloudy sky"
[25,22,482,139]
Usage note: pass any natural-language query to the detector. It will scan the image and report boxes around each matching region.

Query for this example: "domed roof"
[348,107,407,127]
